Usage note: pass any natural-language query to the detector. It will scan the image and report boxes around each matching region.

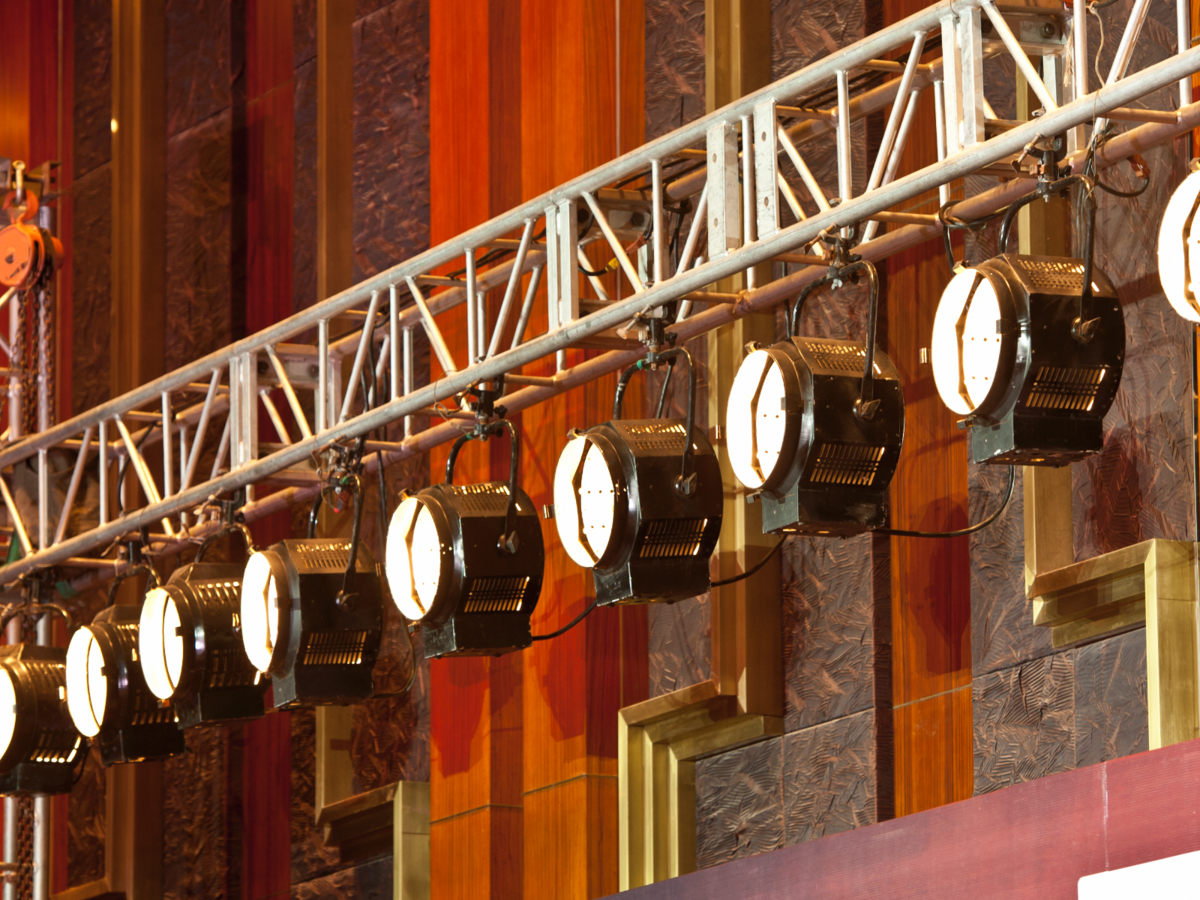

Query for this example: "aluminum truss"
[2,0,1200,589]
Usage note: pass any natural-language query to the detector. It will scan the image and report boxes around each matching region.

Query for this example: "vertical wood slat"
[883,0,973,817]
[428,1,525,898]
[518,0,647,896]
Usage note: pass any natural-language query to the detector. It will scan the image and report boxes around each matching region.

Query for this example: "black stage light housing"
[66,606,187,766]
[386,419,544,658]
[0,644,85,796]
[553,348,722,606]
[932,178,1125,466]
[728,261,904,536]
[240,538,383,708]
[139,551,267,728]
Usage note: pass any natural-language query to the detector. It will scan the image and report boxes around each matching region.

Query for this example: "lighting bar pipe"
[465,249,478,362]
[53,426,93,546]
[406,277,459,376]
[182,370,221,495]
[6,41,1200,582]
[777,125,832,212]
[862,86,925,243]
[511,265,543,348]
[582,192,644,292]
[488,220,535,358]
[1096,0,1153,134]
[674,182,708,276]
[982,2,1058,113]
[339,290,385,424]
[740,116,756,289]
[864,31,927,198]
[265,346,313,440]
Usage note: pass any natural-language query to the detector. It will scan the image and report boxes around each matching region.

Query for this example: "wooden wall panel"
[881,0,973,818]
[428,2,525,898]
[519,0,647,897]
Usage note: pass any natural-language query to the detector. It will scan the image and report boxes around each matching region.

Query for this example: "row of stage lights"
[1,149,1197,795]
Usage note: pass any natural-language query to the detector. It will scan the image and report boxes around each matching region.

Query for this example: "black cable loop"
[446,418,523,555]
[106,561,159,608]
[877,465,1016,538]
[194,522,256,562]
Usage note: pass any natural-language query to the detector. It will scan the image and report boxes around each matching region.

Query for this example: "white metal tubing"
[1073,0,1087,100]
[465,249,478,362]
[835,71,853,203]
[162,392,173,498]
[7,298,18,440]
[777,125,832,212]
[511,265,543,349]
[389,284,400,401]
[740,116,757,289]
[581,192,643,292]
[339,290,385,424]
[652,160,665,286]
[1106,0,1153,87]
[934,79,949,206]
[675,182,708,276]
[38,448,48,548]
[981,2,1057,112]
[3,41,1200,582]
[209,418,231,482]
[402,326,414,438]
[260,390,292,445]
[182,369,221,494]
[266,346,314,440]
[0,477,31,555]
[578,247,611,302]
[98,420,107,525]
[406,277,459,376]
[866,31,927,197]
[317,319,329,433]
[489,220,536,358]
[1179,0,1192,108]
[179,424,189,526]
[863,86,925,242]
[113,417,164,507]
[777,173,805,221]
[54,426,93,545]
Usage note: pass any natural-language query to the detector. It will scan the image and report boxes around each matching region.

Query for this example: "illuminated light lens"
[139,587,184,700]
[385,496,443,622]
[931,269,1004,416]
[65,628,105,738]
[553,434,593,568]
[726,349,788,490]
[240,552,281,674]
[1158,168,1200,323]
[579,443,616,561]
[0,668,16,759]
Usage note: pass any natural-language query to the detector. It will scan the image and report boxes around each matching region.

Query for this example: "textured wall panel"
[66,747,105,887]
[695,738,784,869]
[165,109,233,372]
[293,56,317,311]
[73,0,112,181]
[351,0,430,283]
[1074,628,1148,767]
[973,652,1074,796]
[70,164,112,416]
[645,0,704,143]
[163,724,231,900]
[291,855,393,900]
[166,0,232,138]
[782,709,882,844]
[291,707,342,885]
[647,593,711,697]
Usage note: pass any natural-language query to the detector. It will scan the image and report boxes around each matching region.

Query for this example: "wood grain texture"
[882,0,972,818]
[612,737,1200,900]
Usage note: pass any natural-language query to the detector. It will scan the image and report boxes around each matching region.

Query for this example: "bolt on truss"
[1,0,1199,588]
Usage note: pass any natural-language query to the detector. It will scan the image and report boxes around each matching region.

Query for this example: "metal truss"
[2,0,1199,589]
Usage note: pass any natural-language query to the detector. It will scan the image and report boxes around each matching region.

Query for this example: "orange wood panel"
[0,0,32,163]
[428,2,525,898]
[519,0,647,896]
[882,0,973,817]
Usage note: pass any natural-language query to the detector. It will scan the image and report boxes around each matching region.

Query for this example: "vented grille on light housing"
[553,348,723,605]
[931,253,1124,466]
[240,539,384,708]
[727,260,905,536]
[66,606,186,766]
[0,644,85,796]
[386,419,545,658]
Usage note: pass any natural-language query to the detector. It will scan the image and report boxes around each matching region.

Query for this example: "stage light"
[386,419,544,657]
[728,261,904,535]
[138,554,267,728]
[552,349,722,605]
[930,255,1124,465]
[240,538,383,708]
[0,644,84,796]
[1158,162,1200,322]
[65,607,186,766]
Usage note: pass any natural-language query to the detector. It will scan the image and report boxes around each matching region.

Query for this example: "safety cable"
[877,465,1016,538]
[530,597,600,642]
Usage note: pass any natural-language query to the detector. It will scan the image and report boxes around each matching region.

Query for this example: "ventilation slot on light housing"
[1026,366,1108,411]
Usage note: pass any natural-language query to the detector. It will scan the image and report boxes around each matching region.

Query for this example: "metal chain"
[37,287,52,432]
[19,292,37,439]
[12,289,25,440]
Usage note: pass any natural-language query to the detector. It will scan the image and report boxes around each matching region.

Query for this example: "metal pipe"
[1096,0,1153,134]
[260,390,292,446]
[182,370,221,494]
[581,192,643,292]
[0,477,31,556]
[162,392,173,498]
[863,87,925,242]
[578,247,611,303]
[777,125,832,212]
[338,290,385,424]
[465,249,478,362]
[981,2,1057,112]
[406,277,459,376]
[1073,0,1087,100]
[652,160,665,286]
[511,265,543,349]
[489,220,535,358]
[934,79,949,206]
[740,117,757,289]
[317,320,329,433]
[53,426,92,546]
[1179,0,1192,109]
[865,31,927,198]
[266,346,314,439]
[402,326,414,438]
[98,420,107,526]
[675,182,708,276]
[389,284,400,401]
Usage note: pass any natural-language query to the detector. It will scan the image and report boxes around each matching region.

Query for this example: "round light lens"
[139,587,184,700]
[240,552,282,674]
[554,433,617,568]
[66,627,106,738]
[1158,168,1200,323]
[931,268,1004,416]
[0,667,17,760]
[385,496,443,622]
[727,349,788,489]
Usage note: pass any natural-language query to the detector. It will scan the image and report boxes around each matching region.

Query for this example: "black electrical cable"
[530,596,600,642]
[877,465,1016,538]
[710,538,785,587]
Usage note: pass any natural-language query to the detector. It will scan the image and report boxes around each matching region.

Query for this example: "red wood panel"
[242,712,293,900]
[0,0,32,163]
[519,0,646,896]
[428,2,525,898]
[882,0,972,818]
[617,739,1200,900]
